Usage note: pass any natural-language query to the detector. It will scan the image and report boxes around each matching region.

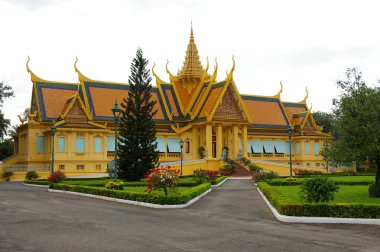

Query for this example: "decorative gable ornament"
[214,87,244,120]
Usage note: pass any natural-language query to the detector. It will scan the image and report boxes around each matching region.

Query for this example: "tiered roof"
[24,27,326,137]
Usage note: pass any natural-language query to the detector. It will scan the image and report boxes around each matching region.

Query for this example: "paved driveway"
[0,180,379,252]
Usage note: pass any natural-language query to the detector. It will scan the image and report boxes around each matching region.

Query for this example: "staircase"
[229,160,253,177]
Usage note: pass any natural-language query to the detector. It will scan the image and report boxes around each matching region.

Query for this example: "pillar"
[242,125,248,158]
[233,124,239,159]
[192,126,198,159]
[206,123,213,159]
[216,124,223,159]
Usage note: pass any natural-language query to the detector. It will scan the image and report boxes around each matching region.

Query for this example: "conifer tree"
[118,48,158,181]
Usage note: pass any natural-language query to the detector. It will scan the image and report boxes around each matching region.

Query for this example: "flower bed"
[258,182,380,218]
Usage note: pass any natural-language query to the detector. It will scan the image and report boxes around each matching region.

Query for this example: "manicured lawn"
[272,185,380,204]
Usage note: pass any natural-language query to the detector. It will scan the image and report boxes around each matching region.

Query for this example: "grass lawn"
[272,185,380,205]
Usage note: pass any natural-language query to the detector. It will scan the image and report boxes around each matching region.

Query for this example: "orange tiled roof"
[242,96,289,128]
[198,83,225,118]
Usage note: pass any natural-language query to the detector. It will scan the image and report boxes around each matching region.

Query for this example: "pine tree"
[118,48,158,181]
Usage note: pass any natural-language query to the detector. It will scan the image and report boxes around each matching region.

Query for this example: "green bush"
[368,183,380,197]
[25,171,39,180]
[248,163,263,172]
[300,177,339,203]
[343,168,358,176]
[193,169,209,185]
[293,168,323,176]
[105,181,124,190]
[1,171,13,181]
[259,171,279,182]
[220,164,236,174]
[49,182,211,205]
[258,182,380,218]
[213,176,227,185]
[198,146,206,159]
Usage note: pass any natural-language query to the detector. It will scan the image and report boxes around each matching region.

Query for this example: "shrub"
[343,168,358,176]
[248,163,263,172]
[193,169,209,185]
[1,171,13,181]
[252,170,278,183]
[300,177,339,203]
[368,183,380,197]
[240,157,251,165]
[285,177,297,182]
[294,168,323,176]
[25,171,39,180]
[145,166,179,196]
[220,164,236,175]
[48,170,66,183]
[205,170,219,184]
[105,181,124,190]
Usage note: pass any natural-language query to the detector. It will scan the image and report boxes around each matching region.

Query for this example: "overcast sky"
[1,0,380,127]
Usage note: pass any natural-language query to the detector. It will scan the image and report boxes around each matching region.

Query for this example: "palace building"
[2,26,331,178]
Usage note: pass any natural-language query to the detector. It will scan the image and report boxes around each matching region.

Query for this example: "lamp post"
[51,125,57,174]
[112,100,121,181]
[287,126,293,177]
[180,138,184,176]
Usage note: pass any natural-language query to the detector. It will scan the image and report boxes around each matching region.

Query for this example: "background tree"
[331,68,380,196]
[0,81,14,140]
[312,111,336,136]
[118,48,158,181]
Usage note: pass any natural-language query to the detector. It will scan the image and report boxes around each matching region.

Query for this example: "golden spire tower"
[177,23,205,92]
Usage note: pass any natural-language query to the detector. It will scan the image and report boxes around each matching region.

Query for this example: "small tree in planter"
[204,170,219,184]
[198,146,206,159]
[25,171,39,180]
[193,169,208,185]
[145,166,179,196]
[2,171,13,181]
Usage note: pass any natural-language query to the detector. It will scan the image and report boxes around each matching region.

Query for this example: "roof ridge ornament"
[26,56,47,83]
[226,55,235,81]
[299,87,308,104]
[274,80,283,98]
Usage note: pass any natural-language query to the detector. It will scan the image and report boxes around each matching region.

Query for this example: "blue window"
[305,143,310,154]
[274,141,285,154]
[37,136,45,153]
[167,138,181,152]
[107,136,115,152]
[95,138,102,153]
[252,140,262,153]
[314,143,319,155]
[247,140,253,154]
[263,140,274,154]
[76,138,85,152]
[296,143,301,154]
[155,138,166,152]
[285,141,291,154]
[58,137,65,152]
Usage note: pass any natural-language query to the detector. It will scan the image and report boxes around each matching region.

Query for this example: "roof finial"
[299,86,309,104]
[190,20,194,42]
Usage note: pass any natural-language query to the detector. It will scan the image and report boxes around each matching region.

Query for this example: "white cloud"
[1,0,380,127]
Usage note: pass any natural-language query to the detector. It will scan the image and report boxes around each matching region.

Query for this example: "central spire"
[177,23,204,82]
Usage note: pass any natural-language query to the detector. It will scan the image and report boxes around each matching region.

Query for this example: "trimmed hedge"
[24,180,49,185]
[49,182,211,205]
[213,176,227,185]
[258,182,380,218]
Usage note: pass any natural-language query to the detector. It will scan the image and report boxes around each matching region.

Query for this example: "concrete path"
[1,180,380,251]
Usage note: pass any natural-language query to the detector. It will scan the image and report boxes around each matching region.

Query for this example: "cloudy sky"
[1,0,380,127]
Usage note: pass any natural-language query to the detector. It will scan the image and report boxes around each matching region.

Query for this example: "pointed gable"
[213,85,244,120]
[64,99,89,123]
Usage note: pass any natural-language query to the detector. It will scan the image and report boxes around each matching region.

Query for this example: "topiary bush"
[294,168,323,176]
[48,170,66,183]
[105,181,124,190]
[25,171,39,180]
[198,146,206,159]
[220,164,236,175]
[300,177,339,203]
[1,171,13,181]
[193,169,209,185]
[368,183,380,197]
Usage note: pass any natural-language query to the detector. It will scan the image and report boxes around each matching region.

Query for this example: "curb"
[211,178,228,188]
[48,188,212,209]
[23,183,49,188]
[257,187,380,225]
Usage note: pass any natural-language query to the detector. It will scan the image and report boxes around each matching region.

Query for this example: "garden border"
[24,177,227,209]
[257,187,380,225]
